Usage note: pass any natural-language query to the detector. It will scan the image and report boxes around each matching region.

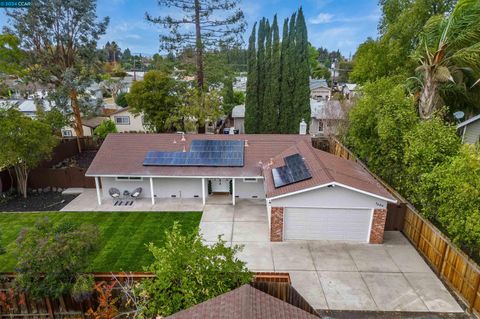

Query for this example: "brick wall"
[369,209,387,244]
[270,207,284,242]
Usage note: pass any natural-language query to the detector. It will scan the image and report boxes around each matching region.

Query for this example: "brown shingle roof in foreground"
[165,285,320,319]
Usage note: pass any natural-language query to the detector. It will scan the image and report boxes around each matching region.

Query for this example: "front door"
[211,178,230,193]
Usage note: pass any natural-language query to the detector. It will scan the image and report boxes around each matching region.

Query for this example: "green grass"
[0,211,202,272]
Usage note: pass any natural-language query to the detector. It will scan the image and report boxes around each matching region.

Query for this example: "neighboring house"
[166,284,319,319]
[309,99,346,136]
[310,78,331,101]
[231,104,245,134]
[61,116,109,138]
[86,134,396,243]
[457,114,480,144]
[0,99,52,118]
[109,107,148,133]
[343,83,357,99]
[233,75,247,92]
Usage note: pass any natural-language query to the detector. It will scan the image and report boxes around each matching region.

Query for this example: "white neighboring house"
[309,98,347,136]
[231,104,245,134]
[343,83,358,99]
[457,114,480,144]
[109,107,149,133]
[233,75,247,92]
[310,78,331,101]
[0,99,52,118]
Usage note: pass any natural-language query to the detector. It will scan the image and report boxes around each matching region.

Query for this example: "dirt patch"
[52,150,97,169]
[0,192,78,212]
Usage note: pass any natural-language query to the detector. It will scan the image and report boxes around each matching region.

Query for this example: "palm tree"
[413,0,480,119]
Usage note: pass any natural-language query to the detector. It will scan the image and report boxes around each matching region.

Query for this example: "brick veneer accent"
[270,207,284,242]
[369,209,387,244]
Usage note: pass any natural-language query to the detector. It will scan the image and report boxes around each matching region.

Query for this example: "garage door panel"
[285,208,372,242]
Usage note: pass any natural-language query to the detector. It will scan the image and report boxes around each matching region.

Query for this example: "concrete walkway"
[199,202,464,314]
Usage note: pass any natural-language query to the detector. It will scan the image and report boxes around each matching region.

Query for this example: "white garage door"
[284,208,373,242]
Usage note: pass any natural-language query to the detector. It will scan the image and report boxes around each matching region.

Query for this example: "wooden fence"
[329,137,480,317]
[28,168,95,189]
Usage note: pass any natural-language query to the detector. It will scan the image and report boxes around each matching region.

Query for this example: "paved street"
[199,201,464,314]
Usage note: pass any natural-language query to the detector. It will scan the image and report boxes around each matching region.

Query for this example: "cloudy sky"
[0,0,381,57]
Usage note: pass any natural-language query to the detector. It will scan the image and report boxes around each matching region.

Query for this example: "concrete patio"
[199,202,464,314]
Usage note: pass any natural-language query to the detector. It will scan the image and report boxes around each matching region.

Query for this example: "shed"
[457,114,480,144]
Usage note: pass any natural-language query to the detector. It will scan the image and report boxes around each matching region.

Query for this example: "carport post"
[95,177,102,205]
[232,178,236,206]
[201,178,206,205]
[150,177,155,205]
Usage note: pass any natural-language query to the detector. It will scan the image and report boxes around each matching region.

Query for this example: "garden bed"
[0,191,78,212]
[0,211,202,272]
[52,150,97,169]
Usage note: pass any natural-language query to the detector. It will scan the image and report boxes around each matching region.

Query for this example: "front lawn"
[0,211,202,272]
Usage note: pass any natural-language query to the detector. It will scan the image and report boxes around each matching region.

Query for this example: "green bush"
[138,223,252,317]
[71,274,95,302]
[115,92,128,108]
[14,218,100,299]
[418,146,480,259]
[94,119,118,140]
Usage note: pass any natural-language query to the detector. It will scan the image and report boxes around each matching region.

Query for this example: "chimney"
[299,119,307,135]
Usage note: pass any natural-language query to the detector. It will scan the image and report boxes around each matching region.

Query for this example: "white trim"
[87,174,264,179]
[461,126,466,143]
[232,178,236,206]
[266,182,396,203]
[367,209,374,243]
[149,177,155,205]
[270,204,385,210]
[95,177,102,206]
[457,114,480,128]
[201,178,206,205]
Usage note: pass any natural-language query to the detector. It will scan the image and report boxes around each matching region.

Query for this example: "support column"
[150,177,155,205]
[201,178,206,205]
[95,177,102,206]
[232,178,236,206]
[369,209,387,244]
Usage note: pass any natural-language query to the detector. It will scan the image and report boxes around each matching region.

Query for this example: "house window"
[114,116,130,125]
[115,176,143,181]
[62,130,73,137]
[243,178,257,182]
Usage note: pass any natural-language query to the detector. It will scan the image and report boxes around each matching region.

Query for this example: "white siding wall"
[110,110,147,133]
[234,178,265,199]
[463,121,480,144]
[269,185,387,210]
[153,178,202,198]
[101,177,151,199]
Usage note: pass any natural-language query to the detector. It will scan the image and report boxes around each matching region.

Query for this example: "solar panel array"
[143,140,244,167]
[272,153,312,188]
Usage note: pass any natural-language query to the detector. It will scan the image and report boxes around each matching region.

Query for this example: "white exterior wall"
[153,178,202,198]
[62,125,93,137]
[234,178,265,199]
[310,87,331,100]
[269,185,387,210]
[100,177,151,199]
[110,110,148,133]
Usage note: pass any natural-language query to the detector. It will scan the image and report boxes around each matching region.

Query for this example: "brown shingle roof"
[263,140,395,201]
[166,285,320,319]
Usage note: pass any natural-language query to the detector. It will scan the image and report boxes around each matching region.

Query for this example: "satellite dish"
[454,111,465,122]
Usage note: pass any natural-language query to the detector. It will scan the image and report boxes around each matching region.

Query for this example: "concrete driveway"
[199,201,464,314]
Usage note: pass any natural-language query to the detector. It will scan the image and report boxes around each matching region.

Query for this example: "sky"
[0,0,381,57]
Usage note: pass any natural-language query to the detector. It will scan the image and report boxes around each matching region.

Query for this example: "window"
[115,176,143,181]
[114,116,130,125]
[243,178,257,183]
[62,130,73,137]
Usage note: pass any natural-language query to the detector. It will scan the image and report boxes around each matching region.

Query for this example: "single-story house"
[166,284,319,319]
[310,78,331,101]
[457,114,480,144]
[309,99,346,136]
[86,134,396,243]
[232,104,245,134]
[109,107,148,133]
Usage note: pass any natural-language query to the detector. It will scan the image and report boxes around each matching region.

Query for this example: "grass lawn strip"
[0,211,202,272]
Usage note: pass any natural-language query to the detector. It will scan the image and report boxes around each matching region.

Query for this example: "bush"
[72,274,95,302]
[418,146,480,259]
[115,92,128,108]
[94,119,118,140]
[14,218,100,299]
[138,223,252,317]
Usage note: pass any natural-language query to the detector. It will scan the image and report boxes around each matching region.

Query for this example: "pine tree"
[278,17,291,133]
[245,23,258,133]
[262,19,274,133]
[292,7,311,132]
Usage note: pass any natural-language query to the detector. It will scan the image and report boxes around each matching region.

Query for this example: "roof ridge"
[300,140,335,182]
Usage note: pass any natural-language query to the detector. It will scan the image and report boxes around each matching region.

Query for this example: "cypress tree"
[278,17,290,133]
[256,18,266,132]
[263,15,280,133]
[286,12,297,133]
[262,19,274,133]
[292,7,311,133]
[244,23,258,133]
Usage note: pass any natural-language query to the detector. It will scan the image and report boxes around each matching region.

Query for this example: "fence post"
[470,274,480,314]
[46,297,54,318]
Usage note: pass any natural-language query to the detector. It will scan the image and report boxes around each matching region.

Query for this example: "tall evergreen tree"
[255,18,267,132]
[285,12,297,133]
[278,17,291,133]
[292,8,311,132]
[262,19,273,132]
[244,23,258,133]
[263,15,280,133]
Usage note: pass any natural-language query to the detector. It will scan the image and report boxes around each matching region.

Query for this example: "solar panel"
[272,153,312,188]
[143,140,245,167]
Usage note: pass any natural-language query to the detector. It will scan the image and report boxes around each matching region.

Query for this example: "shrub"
[94,119,118,140]
[115,92,128,108]
[138,223,252,317]
[14,218,100,299]
[72,274,95,302]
